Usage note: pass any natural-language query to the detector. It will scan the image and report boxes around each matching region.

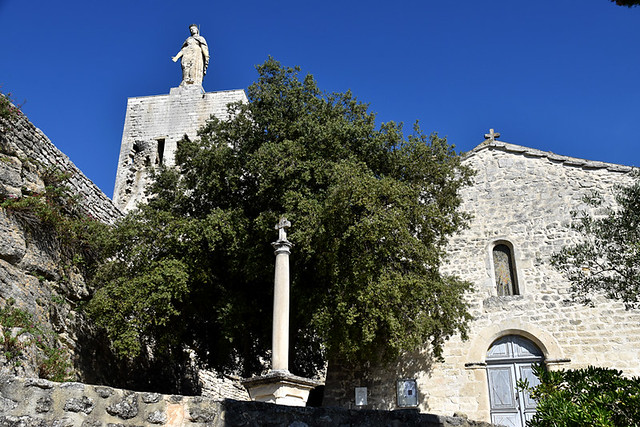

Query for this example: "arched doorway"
[486,335,543,427]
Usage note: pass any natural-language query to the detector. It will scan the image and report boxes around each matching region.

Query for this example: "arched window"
[493,243,518,296]
[486,335,543,426]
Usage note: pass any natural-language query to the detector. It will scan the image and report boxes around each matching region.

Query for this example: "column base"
[242,370,321,407]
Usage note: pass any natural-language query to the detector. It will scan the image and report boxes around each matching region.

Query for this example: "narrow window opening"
[493,244,519,296]
[156,139,165,165]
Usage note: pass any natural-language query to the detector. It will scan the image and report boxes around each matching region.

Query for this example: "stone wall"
[0,374,495,427]
[0,110,121,224]
[113,86,247,212]
[324,140,640,422]
[197,370,249,401]
[0,109,123,385]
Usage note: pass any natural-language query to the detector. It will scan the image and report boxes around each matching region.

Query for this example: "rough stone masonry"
[0,374,496,427]
[112,85,247,212]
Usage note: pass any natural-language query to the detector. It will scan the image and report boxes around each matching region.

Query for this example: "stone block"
[0,210,26,263]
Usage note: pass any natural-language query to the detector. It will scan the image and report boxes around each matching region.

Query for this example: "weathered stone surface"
[113,87,247,212]
[0,155,23,197]
[17,232,60,281]
[0,396,18,412]
[0,110,121,224]
[187,404,216,423]
[93,387,113,399]
[0,211,26,264]
[140,393,160,404]
[105,393,138,420]
[23,379,53,390]
[198,370,249,401]
[63,396,94,414]
[168,395,183,403]
[146,410,166,424]
[0,415,50,426]
[34,396,52,413]
[0,375,495,427]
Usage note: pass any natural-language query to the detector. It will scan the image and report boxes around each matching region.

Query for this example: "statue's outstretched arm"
[172,50,184,62]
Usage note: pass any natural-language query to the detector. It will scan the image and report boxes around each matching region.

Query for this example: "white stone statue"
[172,24,210,86]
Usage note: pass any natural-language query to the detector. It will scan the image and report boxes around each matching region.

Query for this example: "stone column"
[242,217,321,406]
[272,220,292,372]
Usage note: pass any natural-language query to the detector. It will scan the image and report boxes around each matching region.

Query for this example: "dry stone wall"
[197,371,248,401]
[0,374,496,427]
[324,141,640,422]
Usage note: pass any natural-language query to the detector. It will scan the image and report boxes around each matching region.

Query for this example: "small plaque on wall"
[355,387,367,406]
[397,378,418,407]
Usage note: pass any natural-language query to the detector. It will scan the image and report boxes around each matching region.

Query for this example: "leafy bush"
[0,166,107,270]
[0,299,73,382]
[525,364,640,426]
[0,90,23,122]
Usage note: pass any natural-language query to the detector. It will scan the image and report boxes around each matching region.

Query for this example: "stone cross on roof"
[484,128,501,141]
[276,217,291,241]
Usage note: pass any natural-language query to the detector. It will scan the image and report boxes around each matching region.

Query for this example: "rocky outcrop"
[0,108,123,385]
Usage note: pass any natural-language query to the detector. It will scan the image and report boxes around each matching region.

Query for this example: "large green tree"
[552,174,640,308]
[87,58,473,377]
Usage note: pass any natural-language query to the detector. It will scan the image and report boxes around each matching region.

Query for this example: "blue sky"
[1,1,639,197]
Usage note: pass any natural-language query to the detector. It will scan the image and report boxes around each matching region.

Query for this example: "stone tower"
[112,86,247,212]
[113,25,247,212]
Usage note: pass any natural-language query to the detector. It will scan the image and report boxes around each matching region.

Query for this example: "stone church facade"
[323,139,640,426]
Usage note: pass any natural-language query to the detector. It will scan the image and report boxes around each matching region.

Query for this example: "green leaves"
[88,258,189,357]
[525,365,640,426]
[88,58,472,376]
[552,172,640,308]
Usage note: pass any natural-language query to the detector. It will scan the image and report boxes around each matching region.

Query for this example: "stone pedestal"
[242,371,320,407]
[169,84,205,96]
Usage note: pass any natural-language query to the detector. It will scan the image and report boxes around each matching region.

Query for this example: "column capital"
[272,239,292,255]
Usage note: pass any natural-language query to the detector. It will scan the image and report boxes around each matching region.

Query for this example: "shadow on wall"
[322,349,435,410]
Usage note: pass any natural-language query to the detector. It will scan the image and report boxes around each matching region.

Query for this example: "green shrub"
[0,90,23,122]
[0,299,73,381]
[525,364,640,426]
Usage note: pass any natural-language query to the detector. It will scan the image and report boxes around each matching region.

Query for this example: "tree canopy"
[610,0,640,7]
[552,173,640,308]
[87,58,473,378]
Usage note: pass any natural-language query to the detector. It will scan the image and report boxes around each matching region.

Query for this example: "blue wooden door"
[486,336,543,427]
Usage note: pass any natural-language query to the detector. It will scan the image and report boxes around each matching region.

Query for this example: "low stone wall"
[197,370,249,401]
[0,375,495,427]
